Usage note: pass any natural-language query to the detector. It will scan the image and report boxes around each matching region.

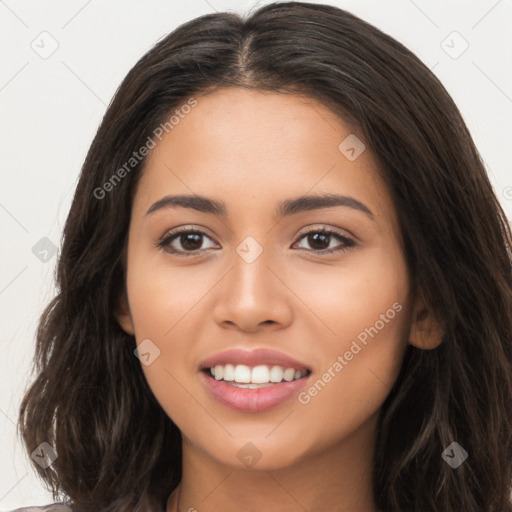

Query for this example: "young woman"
[11,2,512,511]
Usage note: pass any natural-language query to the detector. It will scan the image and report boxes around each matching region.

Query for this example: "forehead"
[134,88,393,225]
[147,88,363,171]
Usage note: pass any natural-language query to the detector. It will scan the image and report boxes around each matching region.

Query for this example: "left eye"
[157,227,354,256]
[293,229,354,253]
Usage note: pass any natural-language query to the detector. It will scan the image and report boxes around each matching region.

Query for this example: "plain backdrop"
[1,0,511,508]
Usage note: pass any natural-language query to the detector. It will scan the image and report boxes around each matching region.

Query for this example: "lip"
[200,370,311,413]
[198,348,312,372]
[198,347,312,413]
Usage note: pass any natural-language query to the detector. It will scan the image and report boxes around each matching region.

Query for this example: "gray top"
[5,504,72,512]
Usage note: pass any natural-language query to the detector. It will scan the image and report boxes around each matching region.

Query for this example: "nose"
[212,243,293,333]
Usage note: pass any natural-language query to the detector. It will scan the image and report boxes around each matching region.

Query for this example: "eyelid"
[295,223,354,240]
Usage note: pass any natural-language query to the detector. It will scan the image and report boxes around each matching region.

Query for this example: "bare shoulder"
[5,504,72,512]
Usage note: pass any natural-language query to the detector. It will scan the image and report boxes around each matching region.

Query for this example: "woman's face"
[116,87,437,471]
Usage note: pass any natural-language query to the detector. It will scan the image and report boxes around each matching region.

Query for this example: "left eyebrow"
[145,193,374,220]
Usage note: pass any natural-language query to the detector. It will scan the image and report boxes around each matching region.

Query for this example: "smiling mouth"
[201,364,312,388]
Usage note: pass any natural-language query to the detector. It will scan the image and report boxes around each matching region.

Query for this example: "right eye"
[157,227,219,257]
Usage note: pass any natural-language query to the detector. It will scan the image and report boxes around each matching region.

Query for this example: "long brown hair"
[17,2,512,511]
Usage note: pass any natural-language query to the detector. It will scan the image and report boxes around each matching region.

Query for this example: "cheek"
[291,242,408,346]
[126,254,216,338]
[124,255,220,414]
[290,245,409,427]
[292,312,408,460]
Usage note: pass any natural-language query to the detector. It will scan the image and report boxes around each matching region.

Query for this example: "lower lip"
[200,371,310,413]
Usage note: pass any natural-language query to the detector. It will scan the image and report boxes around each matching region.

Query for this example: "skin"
[115,87,443,512]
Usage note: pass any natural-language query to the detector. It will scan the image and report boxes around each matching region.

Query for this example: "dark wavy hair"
[17,2,512,511]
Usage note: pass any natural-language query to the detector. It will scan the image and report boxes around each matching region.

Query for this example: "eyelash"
[156,226,355,257]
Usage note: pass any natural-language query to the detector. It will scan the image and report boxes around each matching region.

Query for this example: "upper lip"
[199,348,312,372]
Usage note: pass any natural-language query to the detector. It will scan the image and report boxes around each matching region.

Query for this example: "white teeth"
[283,368,296,382]
[223,364,235,381]
[234,364,251,383]
[269,365,283,382]
[251,365,270,384]
[208,364,308,384]
[214,365,223,381]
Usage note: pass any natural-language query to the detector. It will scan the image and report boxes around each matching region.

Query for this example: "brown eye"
[157,229,218,256]
[177,232,203,251]
[294,228,355,254]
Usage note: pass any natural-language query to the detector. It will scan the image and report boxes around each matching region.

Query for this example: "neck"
[167,412,381,512]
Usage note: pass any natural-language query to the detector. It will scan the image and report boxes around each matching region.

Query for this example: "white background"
[1,0,511,508]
